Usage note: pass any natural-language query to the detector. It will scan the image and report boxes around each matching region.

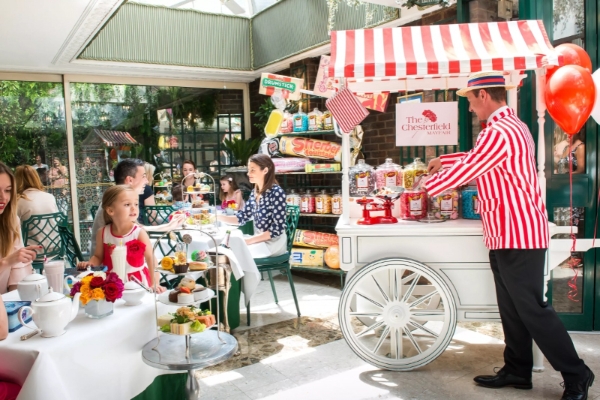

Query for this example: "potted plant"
[223,137,261,166]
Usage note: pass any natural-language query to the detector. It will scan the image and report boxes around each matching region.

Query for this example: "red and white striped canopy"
[328,20,560,79]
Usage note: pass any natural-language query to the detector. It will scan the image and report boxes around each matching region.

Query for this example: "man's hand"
[428,158,442,174]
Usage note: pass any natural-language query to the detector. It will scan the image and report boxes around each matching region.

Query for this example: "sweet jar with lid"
[399,189,428,220]
[332,189,342,215]
[349,159,375,196]
[316,190,332,214]
[403,158,428,190]
[375,158,403,189]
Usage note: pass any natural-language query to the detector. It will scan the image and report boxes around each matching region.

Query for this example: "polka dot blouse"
[236,185,287,238]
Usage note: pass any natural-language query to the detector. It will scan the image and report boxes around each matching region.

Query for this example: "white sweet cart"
[327,20,599,371]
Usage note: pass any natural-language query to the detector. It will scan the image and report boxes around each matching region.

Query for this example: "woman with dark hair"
[220,154,287,257]
[181,160,197,187]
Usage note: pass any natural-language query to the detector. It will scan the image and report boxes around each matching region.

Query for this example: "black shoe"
[561,368,595,400]
[474,368,533,390]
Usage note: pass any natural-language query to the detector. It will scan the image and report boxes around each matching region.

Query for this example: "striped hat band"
[467,76,506,87]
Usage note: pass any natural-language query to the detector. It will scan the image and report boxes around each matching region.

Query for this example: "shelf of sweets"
[275,171,342,175]
[276,130,337,137]
[299,213,340,218]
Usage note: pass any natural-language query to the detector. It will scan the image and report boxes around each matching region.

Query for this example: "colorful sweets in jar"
[461,187,481,220]
[322,110,334,130]
[307,108,323,131]
[286,189,301,207]
[279,111,293,134]
[349,159,375,196]
[403,158,428,190]
[292,105,309,132]
[430,189,460,220]
[315,190,332,214]
[332,189,342,215]
[375,158,403,189]
[300,189,315,213]
[399,189,428,220]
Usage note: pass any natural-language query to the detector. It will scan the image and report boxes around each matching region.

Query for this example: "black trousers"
[489,249,587,381]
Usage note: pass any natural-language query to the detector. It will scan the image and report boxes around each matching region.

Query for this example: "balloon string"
[567,134,579,302]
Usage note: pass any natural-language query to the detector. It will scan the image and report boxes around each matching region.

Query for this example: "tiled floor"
[197,272,600,400]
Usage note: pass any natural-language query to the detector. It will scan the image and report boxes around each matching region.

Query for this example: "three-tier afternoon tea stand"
[142,227,237,400]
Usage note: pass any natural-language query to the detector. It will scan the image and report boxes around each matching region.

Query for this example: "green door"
[544,0,600,331]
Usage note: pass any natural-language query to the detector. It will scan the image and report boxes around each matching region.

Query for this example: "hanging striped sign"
[325,87,369,134]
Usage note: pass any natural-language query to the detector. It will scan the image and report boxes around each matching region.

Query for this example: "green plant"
[223,137,261,166]
[252,98,275,132]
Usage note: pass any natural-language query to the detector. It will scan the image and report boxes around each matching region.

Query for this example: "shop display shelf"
[291,264,346,288]
[299,213,340,218]
[275,171,342,175]
[277,130,336,136]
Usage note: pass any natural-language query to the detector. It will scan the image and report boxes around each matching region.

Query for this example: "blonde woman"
[0,162,38,293]
[138,162,156,223]
[16,165,59,222]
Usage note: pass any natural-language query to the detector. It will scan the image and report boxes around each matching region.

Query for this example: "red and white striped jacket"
[425,106,549,249]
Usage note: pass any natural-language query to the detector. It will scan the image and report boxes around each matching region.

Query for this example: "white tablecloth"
[0,290,172,400]
[152,227,260,305]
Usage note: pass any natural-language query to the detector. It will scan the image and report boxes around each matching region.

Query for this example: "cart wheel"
[339,257,457,371]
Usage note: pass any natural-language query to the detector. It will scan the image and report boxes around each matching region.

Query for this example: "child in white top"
[78,185,165,293]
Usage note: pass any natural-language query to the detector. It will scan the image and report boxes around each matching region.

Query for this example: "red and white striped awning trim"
[329,20,560,79]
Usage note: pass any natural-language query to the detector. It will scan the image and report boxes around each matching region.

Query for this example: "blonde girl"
[78,185,165,293]
[0,162,38,293]
[219,175,244,210]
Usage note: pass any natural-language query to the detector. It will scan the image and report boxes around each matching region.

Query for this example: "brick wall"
[217,89,243,115]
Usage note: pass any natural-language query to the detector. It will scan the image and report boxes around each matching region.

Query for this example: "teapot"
[18,289,81,338]
[63,267,96,292]
[17,274,49,301]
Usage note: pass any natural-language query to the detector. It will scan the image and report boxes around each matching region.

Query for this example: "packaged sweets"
[265,109,284,138]
[430,189,460,220]
[293,229,339,249]
[292,105,309,132]
[290,248,324,266]
[308,108,323,131]
[316,190,332,214]
[279,111,293,134]
[300,190,315,213]
[279,136,342,160]
[305,163,341,173]
[258,137,282,158]
[332,190,342,215]
[399,189,427,220]
[462,187,481,220]
[349,159,375,196]
[375,158,403,189]
[322,110,334,130]
[272,157,311,173]
[286,189,301,207]
[403,158,428,190]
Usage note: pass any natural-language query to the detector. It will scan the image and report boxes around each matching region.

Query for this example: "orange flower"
[91,288,105,301]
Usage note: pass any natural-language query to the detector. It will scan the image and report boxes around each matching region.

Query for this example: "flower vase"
[84,299,114,319]
[225,208,235,216]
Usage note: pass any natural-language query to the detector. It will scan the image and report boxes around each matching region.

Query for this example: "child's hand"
[154,285,166,294]
[77,261,92,270]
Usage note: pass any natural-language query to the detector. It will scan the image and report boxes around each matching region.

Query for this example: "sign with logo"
[395,102,458,146]
[259,73,303,100]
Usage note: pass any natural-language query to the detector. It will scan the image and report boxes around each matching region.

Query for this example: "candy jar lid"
[353,159,373,171]
[289,189,295,194]
[377,158,400,169]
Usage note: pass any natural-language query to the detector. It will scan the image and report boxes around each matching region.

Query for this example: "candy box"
[305,163,341,173]
[289,248,324,266]
[293,230,339,249]
[4,301,32,333]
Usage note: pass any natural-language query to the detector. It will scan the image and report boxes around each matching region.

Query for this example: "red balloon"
[547,43,592,79]
[545,65,596,135]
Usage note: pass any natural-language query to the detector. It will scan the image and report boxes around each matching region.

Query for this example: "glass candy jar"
[316,190,332,214]
[403,158,428,190]
[375,158,403,189]
[349,159,375,196]
[307,108,323,131]
[286,189,301,207]
[292,105,309,132]
[461,186,481,220]
[300,190,315,213]
[279,111,293,134]
[399,189,428,220]
[429,189,460,220]
[332,190,342,215]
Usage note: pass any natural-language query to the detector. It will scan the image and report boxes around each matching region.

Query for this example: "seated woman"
[220,154,287,258]
[0,162,39,293]
[16,165,60,221]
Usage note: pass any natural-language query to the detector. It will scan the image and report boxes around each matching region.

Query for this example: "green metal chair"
[90,205,99,220]
[246,205,301,326]
[148,230,183,289]
[58,225,85,269]
[21,212,66,272]
[143,205,174,226]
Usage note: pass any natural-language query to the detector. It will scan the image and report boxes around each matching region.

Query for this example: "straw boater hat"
[456,71,517,97]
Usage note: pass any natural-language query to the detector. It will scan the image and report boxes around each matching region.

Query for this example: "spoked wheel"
[339,258,457,371]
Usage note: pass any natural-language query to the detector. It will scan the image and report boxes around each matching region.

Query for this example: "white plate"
[157,288,215,306]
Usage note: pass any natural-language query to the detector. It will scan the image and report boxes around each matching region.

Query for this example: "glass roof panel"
[129,0,279,16]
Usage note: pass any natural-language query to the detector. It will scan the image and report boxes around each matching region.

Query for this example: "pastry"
[194,183,201,192]
[189,261,208,271]
[187,185,194,193]
[177,277,196,290]
[168,289,180,303]
[173,263,188,274]
[177,292,194,304]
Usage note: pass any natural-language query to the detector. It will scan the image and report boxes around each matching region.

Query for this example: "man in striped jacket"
[425,71,593,400]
